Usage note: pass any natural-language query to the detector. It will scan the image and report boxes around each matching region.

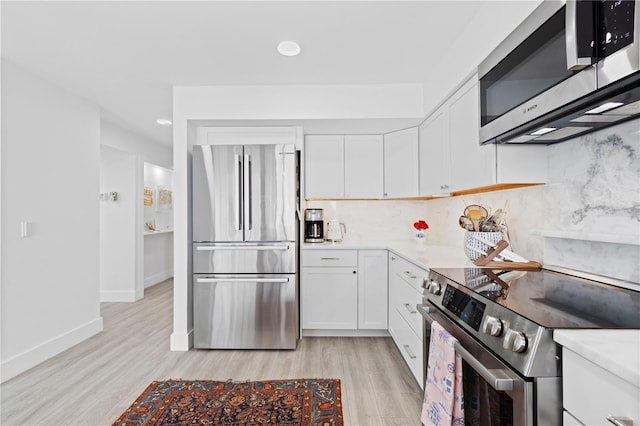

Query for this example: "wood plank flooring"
[0,279,423,425]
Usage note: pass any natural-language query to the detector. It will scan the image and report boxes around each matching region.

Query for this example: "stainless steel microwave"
[479,0,639,145]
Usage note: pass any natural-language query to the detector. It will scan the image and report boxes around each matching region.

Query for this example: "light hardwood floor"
[0,279,423,425]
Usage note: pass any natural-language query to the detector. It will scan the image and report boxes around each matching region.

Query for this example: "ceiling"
[2,1,533,147]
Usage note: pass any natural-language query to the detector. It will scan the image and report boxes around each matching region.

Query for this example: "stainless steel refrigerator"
[192,143,299,349]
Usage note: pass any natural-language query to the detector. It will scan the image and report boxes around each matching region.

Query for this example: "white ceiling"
[1,1,534,147]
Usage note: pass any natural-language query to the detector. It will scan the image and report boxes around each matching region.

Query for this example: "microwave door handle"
[566,0,595,71]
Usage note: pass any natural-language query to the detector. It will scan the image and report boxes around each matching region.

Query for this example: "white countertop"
[303,240,474,269]
[144,229,174,235]
[554,329,640,388]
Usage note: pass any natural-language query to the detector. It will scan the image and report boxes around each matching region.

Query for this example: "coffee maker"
[304,208,324,243]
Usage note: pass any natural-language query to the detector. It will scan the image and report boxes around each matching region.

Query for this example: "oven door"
[419,303,534,426]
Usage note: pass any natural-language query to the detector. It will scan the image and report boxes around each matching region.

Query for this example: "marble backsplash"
[305,118,640,284]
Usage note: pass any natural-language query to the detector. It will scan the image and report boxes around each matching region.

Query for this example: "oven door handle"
[453,342,515,391]
[418,304,516,392]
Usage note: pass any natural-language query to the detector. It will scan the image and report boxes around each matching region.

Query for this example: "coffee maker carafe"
[304,209,324,243]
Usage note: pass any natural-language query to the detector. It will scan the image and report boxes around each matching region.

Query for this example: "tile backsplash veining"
[543,119,640,283]
[306,119,639,285]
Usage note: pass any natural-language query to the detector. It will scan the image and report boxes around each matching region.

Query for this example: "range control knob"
[503,329,528,353]
[428,281,442,295]
[482,316,503,337]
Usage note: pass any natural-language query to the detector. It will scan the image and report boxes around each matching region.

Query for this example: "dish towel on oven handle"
[421,320,465,426]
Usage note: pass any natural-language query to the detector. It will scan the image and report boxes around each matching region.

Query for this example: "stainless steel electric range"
[418,265,640,426]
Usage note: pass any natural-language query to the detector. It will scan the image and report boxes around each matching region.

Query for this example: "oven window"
[480,7,579,126]
[462,361,514,426]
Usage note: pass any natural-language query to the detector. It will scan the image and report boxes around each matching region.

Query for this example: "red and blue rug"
[113,378,343,425]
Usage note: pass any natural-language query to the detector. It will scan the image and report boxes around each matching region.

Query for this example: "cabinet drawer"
[563,348,640,425]
[389,253,428,292]
[389,307,424,388]
[303,249,358,267]
[393,278,423,338]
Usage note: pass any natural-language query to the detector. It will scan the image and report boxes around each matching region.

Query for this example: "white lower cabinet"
[388,252,427,388]
[302,249,388,332]
[562,348,640,425]
[357,250,388,329]
[302,266,358,329]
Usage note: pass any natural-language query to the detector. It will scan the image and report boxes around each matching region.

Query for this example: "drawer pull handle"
[607,415,634,426]
[403,345,417,359]
[320,257,340,260]
[404,303,417,314]
[404,271,417,279]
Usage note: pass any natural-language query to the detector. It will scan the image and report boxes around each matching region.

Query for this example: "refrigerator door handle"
[196,244,290,251]
[196,277,290,284]
[244,154,253,231]
[235,154,243,231]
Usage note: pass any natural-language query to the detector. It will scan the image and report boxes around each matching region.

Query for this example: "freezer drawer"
[193,242,296,274]
[193,274,298,349]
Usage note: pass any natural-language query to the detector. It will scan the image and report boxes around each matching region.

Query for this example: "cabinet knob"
[353,270,357,274]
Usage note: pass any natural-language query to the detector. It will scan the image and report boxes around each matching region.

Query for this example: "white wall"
[422,0,542,115]
[1,61,103,382]
[100,146,140,302]
[101,120,172,168]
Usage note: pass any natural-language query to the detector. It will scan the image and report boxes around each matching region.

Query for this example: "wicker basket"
[464,231,503,260]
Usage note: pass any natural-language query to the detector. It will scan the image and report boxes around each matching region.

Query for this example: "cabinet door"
[448,76,496,192]
[357,250,388,329]
[344,135,384,198]
[563,348,640,425]
[302,266,358,329]
[383,127,419,198]
[304,135,344,198]
[419,109,451,195]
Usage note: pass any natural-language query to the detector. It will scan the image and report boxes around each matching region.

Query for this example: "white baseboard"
[100,290,137,302]
[302,329,390,337]
[0,317,103,383]
[144,270,173,288]
[170,329,193,351]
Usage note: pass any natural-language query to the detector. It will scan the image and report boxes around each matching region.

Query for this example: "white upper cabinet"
[305,134,384,199]
[304,135,345,198]
[344,135,384,198]
[449,76,496,192]
[419,108,451,195]
[418,73,546,196]
[383,127,419,198]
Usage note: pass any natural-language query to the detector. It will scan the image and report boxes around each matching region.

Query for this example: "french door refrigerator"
[192,143,299,349]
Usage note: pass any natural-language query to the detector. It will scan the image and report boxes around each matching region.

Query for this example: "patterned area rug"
[113,378,343,425]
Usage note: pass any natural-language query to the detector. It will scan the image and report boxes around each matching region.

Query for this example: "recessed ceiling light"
[585,102,624,114]
[529,127,557,136]
[156,118,172,126]
[277,41,301,57]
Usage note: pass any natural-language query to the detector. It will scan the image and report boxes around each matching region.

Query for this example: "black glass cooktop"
[430,267,640,330]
